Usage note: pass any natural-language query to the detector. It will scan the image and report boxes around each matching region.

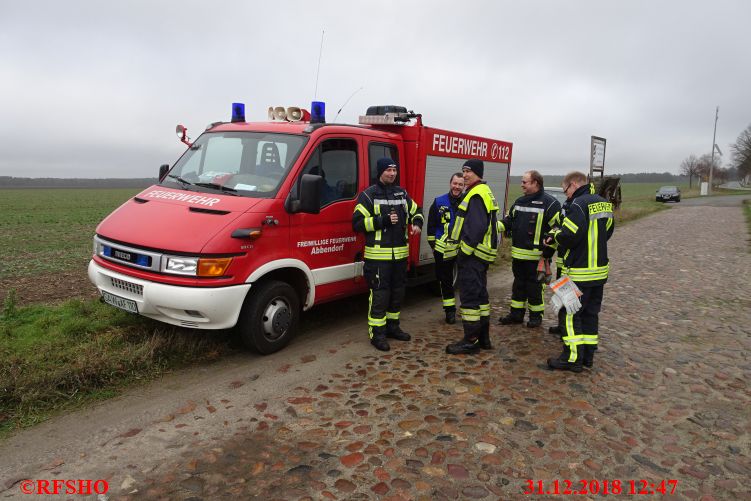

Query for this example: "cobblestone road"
[28,204,751,500]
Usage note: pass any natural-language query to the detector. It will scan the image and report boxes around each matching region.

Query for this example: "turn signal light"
[197,258,232,277]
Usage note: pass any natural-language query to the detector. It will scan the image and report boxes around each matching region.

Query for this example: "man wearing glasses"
[498,170,562,328]
[445,159,500,355]
[544,171,614,372]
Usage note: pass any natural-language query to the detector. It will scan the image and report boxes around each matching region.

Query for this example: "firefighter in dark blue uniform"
[544,171,614,372]
[445,159,500,355]
[426,173,465,324]
[497,170,562,328]
[353,158,424,351]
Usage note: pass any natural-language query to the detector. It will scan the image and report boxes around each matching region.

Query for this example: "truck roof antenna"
[334,86,364,123]
[313,30,324,100]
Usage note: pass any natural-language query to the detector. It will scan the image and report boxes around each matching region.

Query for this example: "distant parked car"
[547,187,568,204]
[656,186,681,202]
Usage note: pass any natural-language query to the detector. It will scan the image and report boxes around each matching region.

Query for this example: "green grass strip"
[0,296,231,438]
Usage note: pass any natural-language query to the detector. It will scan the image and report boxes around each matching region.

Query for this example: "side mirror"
[299,174,323,214]
[159,164,170,182]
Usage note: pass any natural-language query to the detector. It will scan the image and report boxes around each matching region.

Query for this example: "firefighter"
[445,159,500,355]
[353,158,424,351]
[544,171,614,372]
[497,170,562,328]
[426,172,465,324]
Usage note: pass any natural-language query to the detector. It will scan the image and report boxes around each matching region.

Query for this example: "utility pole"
[709,106,718,195]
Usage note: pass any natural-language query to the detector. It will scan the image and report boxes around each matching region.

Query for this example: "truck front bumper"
[88,260,250,329]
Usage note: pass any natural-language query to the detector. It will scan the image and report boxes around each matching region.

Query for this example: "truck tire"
[237,280,300,354]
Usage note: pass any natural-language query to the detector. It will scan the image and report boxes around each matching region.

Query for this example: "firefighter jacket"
[542,198,571,268]
[551,184,614,286]
[498,189,562,262]
[427,192,461,258]
[448,182,499,263]
[353,181,424,261]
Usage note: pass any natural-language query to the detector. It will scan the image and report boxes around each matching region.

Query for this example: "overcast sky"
[1,0,749,178]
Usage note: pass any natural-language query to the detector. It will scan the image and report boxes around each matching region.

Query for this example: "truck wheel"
[237,280,300,354]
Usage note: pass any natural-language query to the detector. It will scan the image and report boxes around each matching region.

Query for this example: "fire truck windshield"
[163,131,308,197]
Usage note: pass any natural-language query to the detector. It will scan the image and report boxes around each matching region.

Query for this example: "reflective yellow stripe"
[355,204,371,217]
[528,294,545,312]
[510,299,526,309]
[442,298,456,307]
[562,218,578,233]
[364,217,375,232]
[386,311,400,320]
[460,307,481,321]
[479,304,490,317]
[450,215,465,240]
[511,246,542,260]
[533,210,544,246]
[364,246,409,260]
[567,264,609,281]
[550,212,561,227]
[460,241,475,256]
[580,334,598,345]
[563,312,579,362]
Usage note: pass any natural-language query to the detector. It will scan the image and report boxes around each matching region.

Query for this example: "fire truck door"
[289,136,363,294]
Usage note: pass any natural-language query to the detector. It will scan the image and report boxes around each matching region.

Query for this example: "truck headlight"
[162,256,232,277]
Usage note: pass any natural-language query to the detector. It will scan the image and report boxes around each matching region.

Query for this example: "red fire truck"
[88,102,513,354]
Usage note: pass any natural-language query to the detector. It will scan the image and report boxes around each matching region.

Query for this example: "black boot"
[548,325,562,334]
[526,315,542,328]
[444,310,456,325]
[386,320,411,341]
[547,347,583,373]
[446,321,481,355]
[446,338,480,355]
[499,310,524,325]
[370,335,390,352]
[582,345,596,368]
[479,317,493,350]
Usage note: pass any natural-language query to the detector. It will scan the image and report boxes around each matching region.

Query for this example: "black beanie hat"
[463,158,484,178]
[376,157,398,177]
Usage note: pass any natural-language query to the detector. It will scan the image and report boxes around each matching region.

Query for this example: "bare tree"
[679,154,700,188]
[730,124,751,183]
[697,153,726,184]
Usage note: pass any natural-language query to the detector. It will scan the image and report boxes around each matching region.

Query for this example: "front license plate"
[101,291,138,314]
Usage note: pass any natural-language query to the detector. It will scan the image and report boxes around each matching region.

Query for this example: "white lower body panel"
[88,260,250,329]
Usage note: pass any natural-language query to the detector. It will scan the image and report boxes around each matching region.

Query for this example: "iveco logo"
[114,250,132,260]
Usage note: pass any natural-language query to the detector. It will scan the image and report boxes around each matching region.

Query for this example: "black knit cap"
[376,157,398,177]
[463,158,484,178]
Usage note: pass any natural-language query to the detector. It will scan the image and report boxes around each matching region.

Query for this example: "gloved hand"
[564,295,582,314]
[549,275,582,314]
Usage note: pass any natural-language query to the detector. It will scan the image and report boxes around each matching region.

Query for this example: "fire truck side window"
[297,138,358,208]
[368,143,399,185]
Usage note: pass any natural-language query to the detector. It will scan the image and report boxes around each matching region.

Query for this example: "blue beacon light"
[231,102,246,122]
[310,101,325,124]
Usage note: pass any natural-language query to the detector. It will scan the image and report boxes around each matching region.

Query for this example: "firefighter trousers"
[457,255,489,340]
[364,259,407,339]
[433,252,456,312]
[509,259,545,318]
[561,285,603,362]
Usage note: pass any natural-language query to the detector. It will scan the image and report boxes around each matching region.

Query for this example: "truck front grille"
[110,277,143,296]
